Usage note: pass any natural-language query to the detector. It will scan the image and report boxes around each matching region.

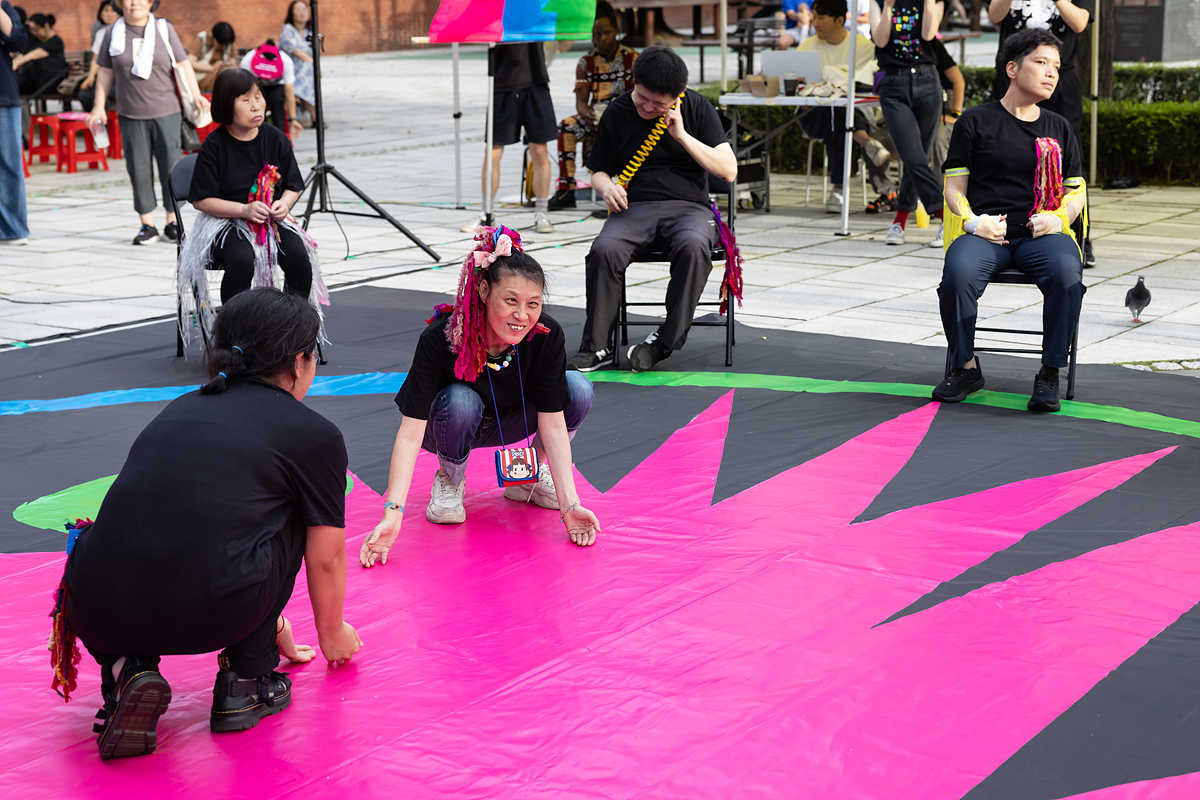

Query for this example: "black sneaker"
[210,668,293,733]
[932,359,985,402]
[1083,238,1095,268]
[548,186,577,211]
[1027,366,1061,412]
[162,221,179,243]
[95,658,172,761]
[568,347,614,372]
[627,337,671,373]
[132,224,159,245]
[865,192,896,215]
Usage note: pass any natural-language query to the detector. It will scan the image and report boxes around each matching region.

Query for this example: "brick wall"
[25,0,439,56]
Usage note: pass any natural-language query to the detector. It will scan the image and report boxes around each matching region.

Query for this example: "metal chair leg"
[1066,318,1079,400]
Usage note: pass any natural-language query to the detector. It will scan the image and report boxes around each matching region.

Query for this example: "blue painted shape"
[502,0,558,41]
[0,372,410,416]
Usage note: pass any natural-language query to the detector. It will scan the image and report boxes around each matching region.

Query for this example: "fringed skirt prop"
[177,166,329,353]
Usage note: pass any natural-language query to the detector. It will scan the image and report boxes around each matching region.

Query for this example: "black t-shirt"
[929,36,956,91]
[395,311,570,422]
[943,101,1082,240]
[189,124,305,204]
[988,0,1093,70]
[67,380,347,618]
[492,43,549,92]
[586,89,727,205]
[28,33,66,85]
[874,0,934,67]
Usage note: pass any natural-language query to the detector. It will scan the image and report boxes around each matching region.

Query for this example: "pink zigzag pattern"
[0,392,1195,797]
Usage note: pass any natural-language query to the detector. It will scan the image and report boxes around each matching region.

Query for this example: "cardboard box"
[737,74,780,98]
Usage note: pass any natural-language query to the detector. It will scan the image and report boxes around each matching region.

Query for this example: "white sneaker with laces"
[503,463,558,509]
[825,190,844,214]
[886,222,905,245]
[534,212,554,234]
[929,221,944,249]
[426,470,466,524]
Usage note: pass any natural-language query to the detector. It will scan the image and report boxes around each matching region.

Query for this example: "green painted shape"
[586,371,1200,440]
[542,0,595,39]
[13,474,116,533]
[13,474,356,534]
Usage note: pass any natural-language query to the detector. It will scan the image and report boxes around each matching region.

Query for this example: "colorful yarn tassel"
[711,202,743,315]
[248,163,282,247]
[1033,137,1064,213]
[49,518,90,702]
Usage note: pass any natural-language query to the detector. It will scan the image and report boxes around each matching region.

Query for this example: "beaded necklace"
[485,346,516,371]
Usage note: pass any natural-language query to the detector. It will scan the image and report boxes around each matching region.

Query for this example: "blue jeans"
[420,370,595,485]
[877,65,943,214]
[0,105,29,240]
[938,233,1084,369]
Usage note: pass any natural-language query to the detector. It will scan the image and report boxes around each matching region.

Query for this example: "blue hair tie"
[231,345,244,355]
[218,371,228,380]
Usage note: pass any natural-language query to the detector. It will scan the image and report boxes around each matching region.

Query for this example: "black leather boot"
[95,657,172,761]
[210,668,292,733]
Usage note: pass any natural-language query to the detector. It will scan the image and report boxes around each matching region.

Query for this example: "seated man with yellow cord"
[933,28,1086,413]
[568,46,738,373]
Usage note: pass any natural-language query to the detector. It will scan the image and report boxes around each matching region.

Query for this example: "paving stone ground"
[6,44,1198,378]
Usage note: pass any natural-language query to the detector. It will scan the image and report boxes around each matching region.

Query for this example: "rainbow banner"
[429,0,596,43]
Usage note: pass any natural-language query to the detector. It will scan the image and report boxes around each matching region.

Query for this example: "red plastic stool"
[105,110,122,159]
[26,114,60,165]
[56,113,109,174]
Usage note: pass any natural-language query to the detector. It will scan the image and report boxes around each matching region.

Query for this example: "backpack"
[248,40,284,84]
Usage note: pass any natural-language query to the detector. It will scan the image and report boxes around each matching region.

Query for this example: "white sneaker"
[885,222,905,245]
[459,217,485,234]
[426,470,466,524]
[0,237,29,246]
[503,463,559,509]
[534,212,554,234]
[825,190,844,214]
[929,222,944,249]
[864,139,892,167]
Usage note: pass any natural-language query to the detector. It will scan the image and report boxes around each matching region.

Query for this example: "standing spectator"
[462,43,557,235]
[240,39,303,139]
[926,36,965,173]
[548,2,636,210]
[88,0,209,246]
[279,1,315,126]
[77,1,120,111]
[0,0,27,244]
[189,21,237,93]
[987,0,1094,266]
[11,12,65,95]
[797,0,893,213]
[870,0,945,247]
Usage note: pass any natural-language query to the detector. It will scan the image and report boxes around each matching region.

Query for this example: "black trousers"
[581,199,716,353]
[261,83,289,134]
[212,224,313,303]
[71,523,307,682]
[938,233,1084,369]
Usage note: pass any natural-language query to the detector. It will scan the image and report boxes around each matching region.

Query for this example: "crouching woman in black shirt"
[361,226,601,564]
[179,68,327,344]
[55,288,360,760]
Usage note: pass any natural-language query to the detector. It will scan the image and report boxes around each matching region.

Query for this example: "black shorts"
[492,84,557,146]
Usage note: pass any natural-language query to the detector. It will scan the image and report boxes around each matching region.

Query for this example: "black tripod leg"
[325,166,441,261]
[300,167,323,231]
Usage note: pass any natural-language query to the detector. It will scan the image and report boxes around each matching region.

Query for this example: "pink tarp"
[2,393,1199,797]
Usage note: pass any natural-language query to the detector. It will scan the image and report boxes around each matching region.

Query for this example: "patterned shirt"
[576,44,638,116]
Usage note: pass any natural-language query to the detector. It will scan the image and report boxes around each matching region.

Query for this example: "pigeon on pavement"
[1125,276,1151,323]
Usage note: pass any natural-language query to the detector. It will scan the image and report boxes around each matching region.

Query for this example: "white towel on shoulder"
[108,14,157,80]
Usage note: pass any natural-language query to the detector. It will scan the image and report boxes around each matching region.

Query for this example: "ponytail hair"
[201,288,320,394]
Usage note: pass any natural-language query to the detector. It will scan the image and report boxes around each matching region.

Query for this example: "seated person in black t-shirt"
[12,12,66,94]
[568,46,738,373]
[364,228,601,559]
[57,289,361,760]
[933,29,1086,413]
[181,68,325,337]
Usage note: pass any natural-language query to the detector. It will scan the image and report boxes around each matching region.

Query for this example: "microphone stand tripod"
[298,0,440,261]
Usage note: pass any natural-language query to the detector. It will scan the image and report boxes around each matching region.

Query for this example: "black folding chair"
[611,177,738,368]
[167,154,202,357]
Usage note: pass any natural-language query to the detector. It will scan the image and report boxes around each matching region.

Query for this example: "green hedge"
[700,84,1200,185]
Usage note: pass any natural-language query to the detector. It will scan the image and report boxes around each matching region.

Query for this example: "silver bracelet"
[559,501,580,521]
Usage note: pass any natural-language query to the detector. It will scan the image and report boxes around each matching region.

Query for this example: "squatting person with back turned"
[53,288,361,760]
[568,46,738,374]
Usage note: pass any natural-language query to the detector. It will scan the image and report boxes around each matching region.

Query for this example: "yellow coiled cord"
[614,92,686,188]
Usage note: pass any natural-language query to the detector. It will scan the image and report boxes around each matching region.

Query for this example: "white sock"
[535,197,548,214]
